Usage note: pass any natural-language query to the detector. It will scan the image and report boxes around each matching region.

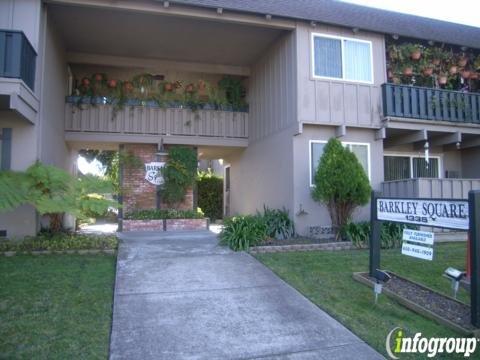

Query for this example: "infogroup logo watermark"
[386,327,478,358]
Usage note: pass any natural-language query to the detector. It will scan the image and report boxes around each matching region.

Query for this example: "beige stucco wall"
[292,125,384,235]
[461,147,480,178]
[226,126,295,216]
[296,22,385,128]
[0,113,38,238]
[37,8,69,168]
[0,0,41,51]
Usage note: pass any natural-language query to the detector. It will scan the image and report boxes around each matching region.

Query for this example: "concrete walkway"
[109,231,383,359]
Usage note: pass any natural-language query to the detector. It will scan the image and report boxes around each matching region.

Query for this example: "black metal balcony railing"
[382,83,480,124]
[0,30,36,90]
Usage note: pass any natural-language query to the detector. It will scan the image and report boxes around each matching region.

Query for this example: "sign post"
[469,191,480,327]
[369,191,381,278]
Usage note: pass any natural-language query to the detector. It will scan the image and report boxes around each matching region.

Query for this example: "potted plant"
[438,73,448,85]
[164,82,173,92]
[449,64,458,75]
[185,83,195,94]
[402,64,414,76]
[461,70,471,79]
[107,79,118,88]
[401,43,422,61]
[458,55,468,67]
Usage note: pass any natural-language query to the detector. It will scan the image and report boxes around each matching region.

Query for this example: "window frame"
[311,32,374,84]
[309,140,371,187]
[383,153,443,181]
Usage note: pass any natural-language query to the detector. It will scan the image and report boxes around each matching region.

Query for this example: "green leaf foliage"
[220,215,267,251]
[197,171,223,221]
[0,162,117,233]
[341,221,416,249]
[260,206,295,240]
[311,138,371,232]
[161,147,197,206]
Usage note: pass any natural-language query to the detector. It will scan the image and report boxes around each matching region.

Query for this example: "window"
[384,155,440,181]
[310,141,370,186]
[312,33,373,83]
[0,128,12,170]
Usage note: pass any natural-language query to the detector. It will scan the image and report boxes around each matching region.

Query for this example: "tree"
[311,138,371,237]
[0,162,117,233]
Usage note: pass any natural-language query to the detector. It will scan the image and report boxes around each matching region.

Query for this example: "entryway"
[109,230,382,359]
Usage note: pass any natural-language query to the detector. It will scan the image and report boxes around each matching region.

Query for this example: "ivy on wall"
[160,147,197,207]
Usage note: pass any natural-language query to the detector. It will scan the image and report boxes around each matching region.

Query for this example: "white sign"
[144,162,165,185]
[402,242,433,261]
[377,198,469,230]
[402,229,435,245]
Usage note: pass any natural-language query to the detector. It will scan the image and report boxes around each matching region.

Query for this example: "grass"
[255,242,478,359]
[0,254,116,359]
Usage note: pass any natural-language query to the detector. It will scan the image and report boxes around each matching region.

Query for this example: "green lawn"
[0,255,116,359]
[255,243,478,359]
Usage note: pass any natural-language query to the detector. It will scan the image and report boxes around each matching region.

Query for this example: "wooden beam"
[375,127,386,140]
[66,52,251,76]
[460,137,480,149]
[45,0,296,30]
[384,129,428,147]
[335,125,346,138]
[429,132,462,147]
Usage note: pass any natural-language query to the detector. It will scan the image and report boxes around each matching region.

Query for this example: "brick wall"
[123,219,208,232]
[121,143,195,214]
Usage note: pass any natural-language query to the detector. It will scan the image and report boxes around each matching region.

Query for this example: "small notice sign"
[401,242,433,261]
[402,229,434,245]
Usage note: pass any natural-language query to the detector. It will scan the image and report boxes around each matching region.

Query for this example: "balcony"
[64,97,249,147]
[382,83,480,124]
[0,30,36,90]
[382,178,480,200]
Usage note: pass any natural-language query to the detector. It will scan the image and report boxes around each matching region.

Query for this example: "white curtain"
[311,142,326,183]
[349,144,369,177]
[314,37,342,78]
[344,40,372,82]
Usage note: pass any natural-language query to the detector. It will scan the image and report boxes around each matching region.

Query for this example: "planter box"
[122,218,209,232]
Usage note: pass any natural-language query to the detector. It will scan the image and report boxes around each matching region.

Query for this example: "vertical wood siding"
[248,31,297,142]
[382,179,480,199]
[296,23,385,127]
[65,104,248,139]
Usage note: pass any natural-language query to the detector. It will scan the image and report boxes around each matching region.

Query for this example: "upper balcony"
[383,40,480,127]
[0,30,38,123]
[0,30,36,90]
[382,83,480,124]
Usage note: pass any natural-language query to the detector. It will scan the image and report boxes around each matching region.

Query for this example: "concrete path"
[109,231,383,360]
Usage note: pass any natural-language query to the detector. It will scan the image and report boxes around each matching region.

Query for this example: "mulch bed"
[358,272,475,333]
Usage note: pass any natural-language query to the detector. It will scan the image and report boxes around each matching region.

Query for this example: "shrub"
[0,162,117,233]
[311,138,371,237]
[260,206,295,240]
[341,221,415,249]
[0,233,118,252]
[124,208,204,220]
[161,147,197,206]
[197,171,223,221]
[220,215,267,251]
